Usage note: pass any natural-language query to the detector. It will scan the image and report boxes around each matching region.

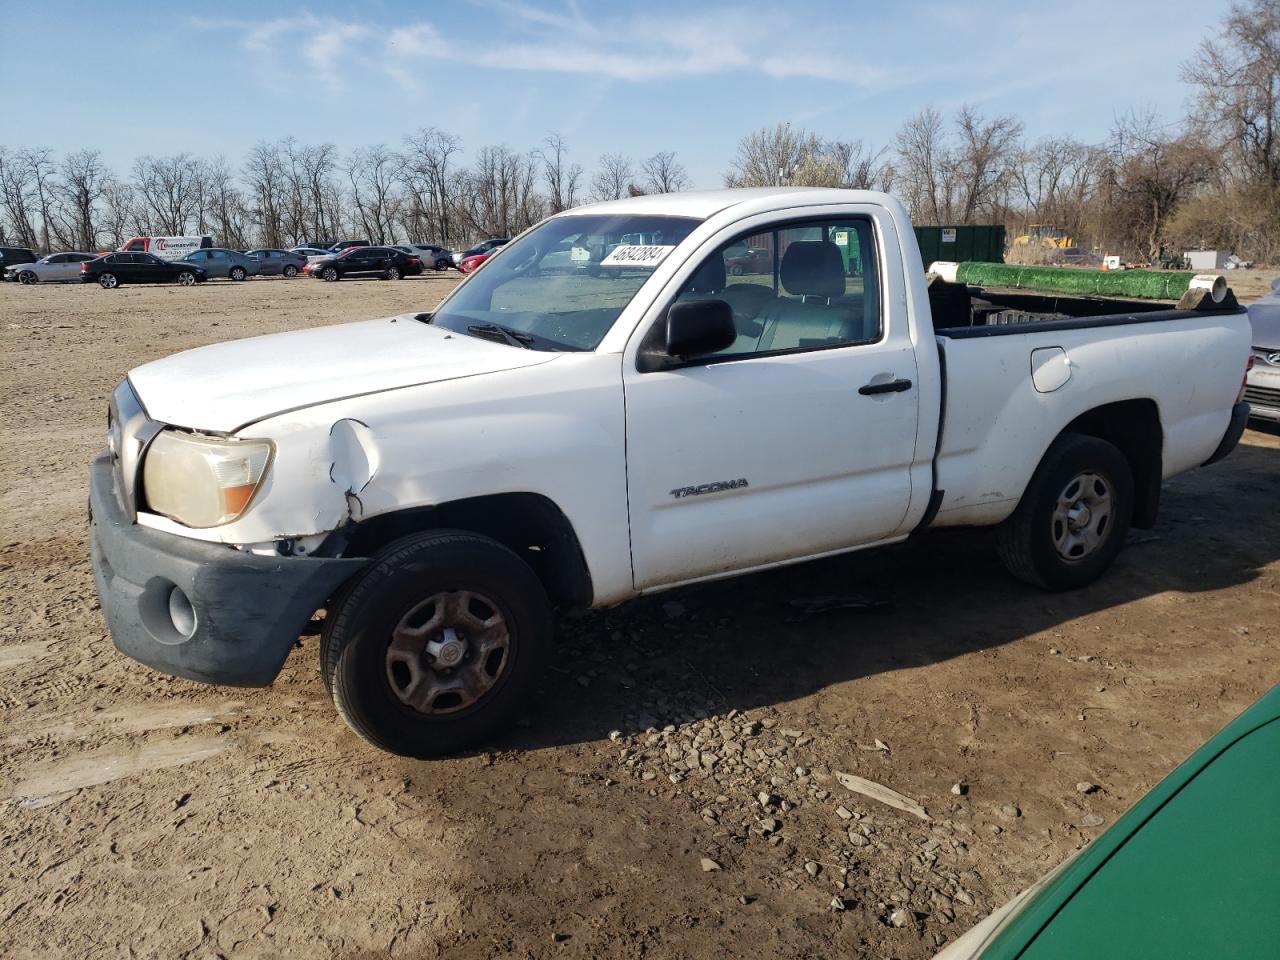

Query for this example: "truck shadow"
[495,432,1280,753]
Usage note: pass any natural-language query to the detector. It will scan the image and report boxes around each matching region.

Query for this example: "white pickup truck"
[90,188,1253,757]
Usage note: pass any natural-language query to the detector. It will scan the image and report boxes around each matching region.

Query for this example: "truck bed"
[927,281,1241,337]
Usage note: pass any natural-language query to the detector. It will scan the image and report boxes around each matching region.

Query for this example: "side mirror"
[666,299,736,358]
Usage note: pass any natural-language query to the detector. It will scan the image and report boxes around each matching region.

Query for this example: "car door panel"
[622,205,921,591]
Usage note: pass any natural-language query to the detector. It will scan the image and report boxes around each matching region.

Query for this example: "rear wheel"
[177,271,196,287]
[322,266,339,282]
[229,266,247,281]
[282,264,298,278]
[321,530,551,758]
[435,258,450,271]
[98,273,119,289]
[996,432,1133,590]
[385,266,401,281]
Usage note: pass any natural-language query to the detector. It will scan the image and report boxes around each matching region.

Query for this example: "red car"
[724,246,772,276]
[457,252,491,274]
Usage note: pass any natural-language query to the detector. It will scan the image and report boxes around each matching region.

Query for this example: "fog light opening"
[167,586,197,639]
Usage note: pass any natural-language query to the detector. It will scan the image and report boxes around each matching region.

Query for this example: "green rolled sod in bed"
[954,262,1198,300]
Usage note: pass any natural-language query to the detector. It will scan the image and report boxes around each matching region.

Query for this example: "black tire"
[385,266,401,281]
[321,530,551,758]
[99,272,119,289]
[996,432,1133,591]
[322,266,339,282]
[176,271,196,287]
[229,266,247,281]
[435,258,449,271]
[729,264,744,276]
[18,270,37,285]
[282,264,298,278]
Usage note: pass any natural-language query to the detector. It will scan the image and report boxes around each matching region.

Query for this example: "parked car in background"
[452,238,508,266]
[246,248,307,278]
[80,252,207,288]
[304,246,423,281]
[118,236,213,261]
[0,245,40,272]
[457,251,493,273]
[4,251,97,283]
[328,239,369,252]
[933,683,1279,959]
[411,243,453,271]
[724,245,772,275]
[1244,277,1280,424]
[181,248,260,281]
[291,246,332,264]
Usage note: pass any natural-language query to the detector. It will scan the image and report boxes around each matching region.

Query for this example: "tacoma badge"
[670,478,749,499]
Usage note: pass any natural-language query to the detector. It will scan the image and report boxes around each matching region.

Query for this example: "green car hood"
[971,684,1280,959]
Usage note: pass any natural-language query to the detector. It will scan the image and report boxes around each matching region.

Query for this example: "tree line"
[1,1,1274,262]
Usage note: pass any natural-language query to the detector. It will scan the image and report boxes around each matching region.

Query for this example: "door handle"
[858,378,913,395]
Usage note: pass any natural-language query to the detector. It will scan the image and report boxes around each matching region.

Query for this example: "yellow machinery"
[1012,224,1075,249]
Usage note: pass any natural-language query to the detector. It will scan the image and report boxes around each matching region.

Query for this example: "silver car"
[180,248,260,280]
[1245,278,1280,424]
[4,251,97,284]
[246,248,307,278]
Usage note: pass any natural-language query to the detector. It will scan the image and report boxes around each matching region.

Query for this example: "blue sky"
[0,0,1224,187]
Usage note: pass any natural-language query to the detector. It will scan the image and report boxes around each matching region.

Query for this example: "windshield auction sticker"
[600,244,676,268]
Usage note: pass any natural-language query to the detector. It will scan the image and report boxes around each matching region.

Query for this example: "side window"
[668,217,881,361]
[47,254,66,264]
[125,240,146,251]
[210,250,227,260]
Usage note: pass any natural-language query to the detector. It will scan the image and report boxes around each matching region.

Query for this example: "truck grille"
[1243,384,1280,408]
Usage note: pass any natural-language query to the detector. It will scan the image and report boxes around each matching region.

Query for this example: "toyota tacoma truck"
[89,188,1253,758]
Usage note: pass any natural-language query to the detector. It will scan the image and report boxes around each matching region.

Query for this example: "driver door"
[622,211,921,590]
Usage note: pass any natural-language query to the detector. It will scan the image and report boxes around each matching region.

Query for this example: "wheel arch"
[1058,398,1163,529]
[335,492,593,609]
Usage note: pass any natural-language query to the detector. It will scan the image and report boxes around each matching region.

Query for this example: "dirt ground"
[1,273,1277,960]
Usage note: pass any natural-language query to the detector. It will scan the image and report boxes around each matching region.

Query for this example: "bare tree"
[642,151,689,193]
[243,141,286,248]
[894,107,950,223]
[539,132,582,214]
[58,149,108,249]
[1107,110,1215,259]
[346,144,403,244]
[1181,0,1280,187]
[204,155,249,248]
[953,106,1023,222]
[402,127,462,244]
[0,145,39,246]
[727,124,893,190]
[590,152,636,202]
[99,178,135,248]
[132,154,201,235]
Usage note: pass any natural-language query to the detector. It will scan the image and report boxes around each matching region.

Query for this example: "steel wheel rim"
[231,268,244,280]
[284,265,296,277]
[19,271,36,284]
[324,267,337,281]
[388,268,399,280]
[101,273,117,288]
[385,590,512,716]
[178,272,194,286]
[1052,471,1113,562]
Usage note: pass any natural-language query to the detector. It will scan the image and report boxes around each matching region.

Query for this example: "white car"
[4,251,97,283]
[89,188,1252,758]
[1243,277,1280,423]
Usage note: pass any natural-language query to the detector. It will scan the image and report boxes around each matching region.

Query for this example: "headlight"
[142,431,273,528]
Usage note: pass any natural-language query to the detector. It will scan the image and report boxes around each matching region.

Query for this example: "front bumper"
[1201,401,1251,466]
[89,451,365,686]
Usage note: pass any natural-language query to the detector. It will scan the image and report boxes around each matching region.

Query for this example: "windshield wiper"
[466,322,535,349]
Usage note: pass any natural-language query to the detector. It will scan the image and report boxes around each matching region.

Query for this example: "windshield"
[430,213,701,351]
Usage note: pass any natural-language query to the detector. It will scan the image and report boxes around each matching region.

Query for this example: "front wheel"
[18,270,37,285]
[321,530,551,758]
[176,271,196,287]
[322,266,339,282]
[996,433,1133,591]
[282,264,298,278]
[229,266,247,281]
[99,273,119,289]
